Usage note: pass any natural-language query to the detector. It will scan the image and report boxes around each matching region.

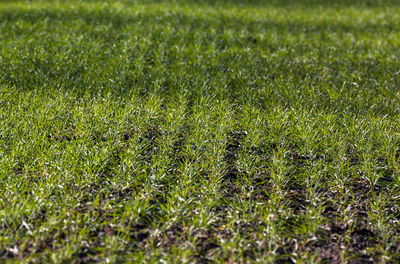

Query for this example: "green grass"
[1,0,400,262]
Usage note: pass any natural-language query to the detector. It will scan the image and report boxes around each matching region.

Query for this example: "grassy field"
[1,0,400,262]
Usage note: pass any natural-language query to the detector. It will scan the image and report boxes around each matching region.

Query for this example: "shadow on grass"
[2,0,399,35]
[105,0,400,8]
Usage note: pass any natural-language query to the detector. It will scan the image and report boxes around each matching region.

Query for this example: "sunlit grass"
[1,0,400,263]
